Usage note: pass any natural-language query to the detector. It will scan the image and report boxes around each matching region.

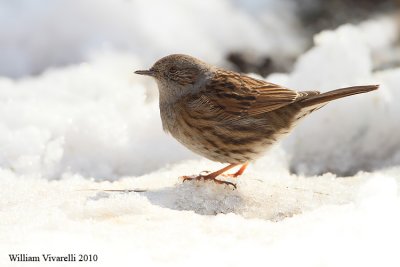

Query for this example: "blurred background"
[0,0,399,179]
[1,0,399,77]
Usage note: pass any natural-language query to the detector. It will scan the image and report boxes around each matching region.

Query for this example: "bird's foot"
[199,170,211,176]
[221,162,249,178]
[181,174,236,189]
[222,173,241,178]
[180,163,248,189]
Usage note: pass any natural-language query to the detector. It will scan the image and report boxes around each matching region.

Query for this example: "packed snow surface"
[1,1,400,266]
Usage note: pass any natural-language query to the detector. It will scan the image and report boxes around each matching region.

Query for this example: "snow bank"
[279,18,400,175]
[0,0,303,78]
[0,51,195,179]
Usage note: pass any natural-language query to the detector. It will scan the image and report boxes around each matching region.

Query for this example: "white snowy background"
[1,0,400,266]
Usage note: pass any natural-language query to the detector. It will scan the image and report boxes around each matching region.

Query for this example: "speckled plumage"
[135,54,378,187]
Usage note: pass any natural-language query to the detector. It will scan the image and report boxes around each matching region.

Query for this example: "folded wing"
[195,70,318,117]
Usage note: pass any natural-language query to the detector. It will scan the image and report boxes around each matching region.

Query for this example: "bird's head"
[135,54,212,100]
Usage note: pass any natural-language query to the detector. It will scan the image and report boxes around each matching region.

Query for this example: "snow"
[283,19,400,176]
[1,1,400,267]
[2,164,400,266]
[0,0,303,78]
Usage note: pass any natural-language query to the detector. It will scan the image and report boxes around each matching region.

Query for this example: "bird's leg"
[182,163,240,188]
[202,163,240,179]
[225,162,249,178]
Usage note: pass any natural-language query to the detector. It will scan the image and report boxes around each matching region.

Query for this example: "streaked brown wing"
[199,70,301,116]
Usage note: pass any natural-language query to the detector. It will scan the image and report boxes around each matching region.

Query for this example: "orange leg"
[182,163,240,188]
[228,162,249,178]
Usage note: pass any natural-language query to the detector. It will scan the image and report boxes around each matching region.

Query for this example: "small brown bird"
[135,54,378,188]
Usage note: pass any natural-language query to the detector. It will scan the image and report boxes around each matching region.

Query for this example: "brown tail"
[299,85,379,108]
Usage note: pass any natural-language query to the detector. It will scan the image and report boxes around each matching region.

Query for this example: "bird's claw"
[181,175,236,189]
[209,178,237,189]
[199,170,211,175]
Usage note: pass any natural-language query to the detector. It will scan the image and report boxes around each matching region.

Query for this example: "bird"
[135,54,378,188]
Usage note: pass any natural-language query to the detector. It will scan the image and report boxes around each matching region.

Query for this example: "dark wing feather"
[198,70,309,117]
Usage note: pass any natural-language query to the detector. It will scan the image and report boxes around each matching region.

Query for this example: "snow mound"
[277,19,400,175]
[0,0,304,78]
[0,51,194,179]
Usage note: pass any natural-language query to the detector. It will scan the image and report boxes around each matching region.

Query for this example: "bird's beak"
[134,69,155,76]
